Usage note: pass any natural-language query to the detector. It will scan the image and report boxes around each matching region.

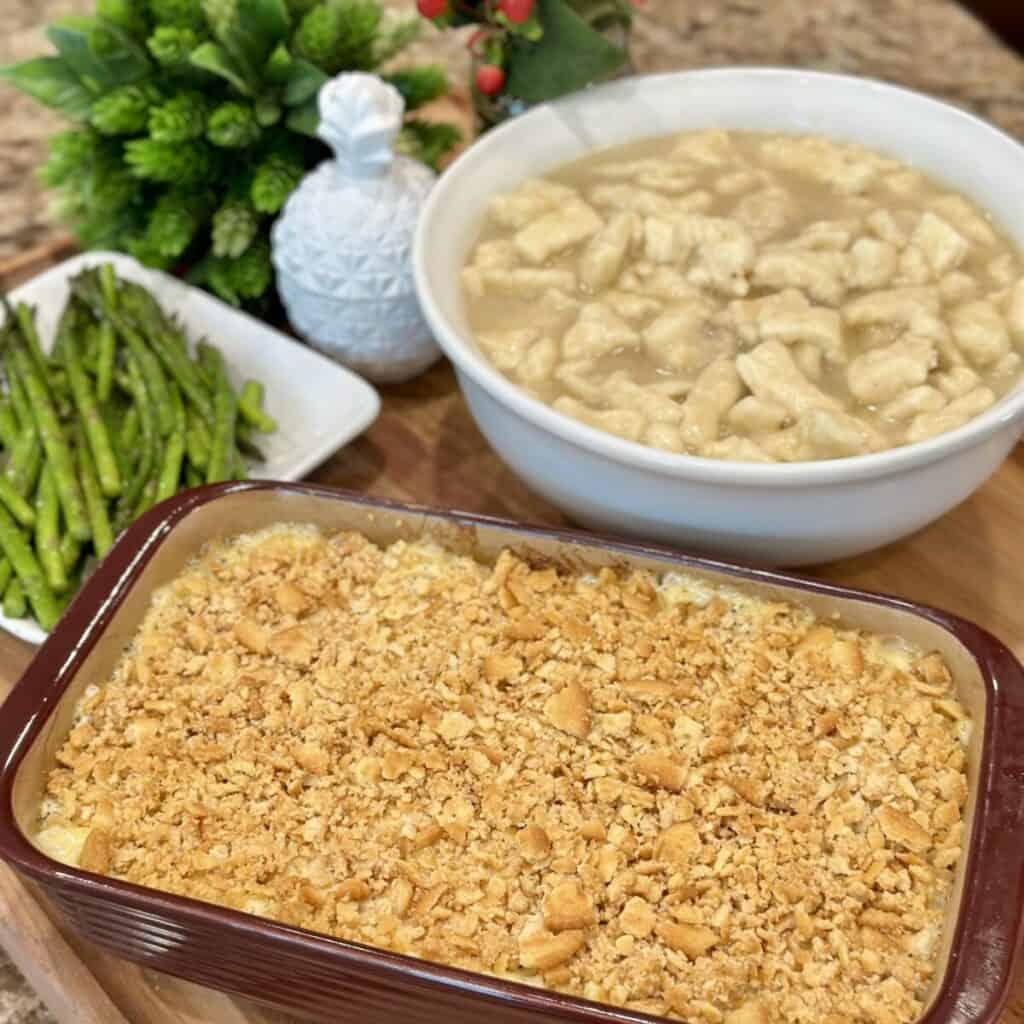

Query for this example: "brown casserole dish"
[1,482,1023,1023]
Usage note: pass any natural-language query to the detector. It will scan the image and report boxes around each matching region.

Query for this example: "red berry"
[498,0,533,23]
[416,0,447,18]
[475,64,505,97]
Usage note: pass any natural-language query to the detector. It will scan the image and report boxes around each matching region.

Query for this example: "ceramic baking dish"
[1,482,1023,1024]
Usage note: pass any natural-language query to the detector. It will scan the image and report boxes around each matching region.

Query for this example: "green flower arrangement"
[2,0,461,308]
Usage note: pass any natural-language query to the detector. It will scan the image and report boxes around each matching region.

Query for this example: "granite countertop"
[2,0,1024,1020]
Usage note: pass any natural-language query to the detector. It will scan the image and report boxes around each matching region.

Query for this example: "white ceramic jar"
[273,73,441,384]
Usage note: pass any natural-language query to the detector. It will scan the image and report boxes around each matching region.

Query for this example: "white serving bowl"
[413,68,1024,566]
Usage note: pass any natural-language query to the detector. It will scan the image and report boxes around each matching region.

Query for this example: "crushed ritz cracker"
[36,525,971,1024]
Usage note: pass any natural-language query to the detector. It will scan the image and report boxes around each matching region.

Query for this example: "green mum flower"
[207,102,261,148]
[91,84,161,136]
[201,0,236,38]
[211,198,259,259]
[230,238,273,300]
[40,130,100,188]
[97,0,150,38]
[148,26,201,66]
[291,6,339,69]
[250,152,304,214]
[124,138,216,184]
[145,190,213,259]
[149,92,208,142]
[293,0,381,74]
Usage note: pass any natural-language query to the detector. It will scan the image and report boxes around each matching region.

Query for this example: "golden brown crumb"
[37,525,970,1024]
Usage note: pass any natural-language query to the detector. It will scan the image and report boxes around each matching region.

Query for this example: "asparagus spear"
[3,578,26,619]
[0,399,18,449]
[4,428,42,497]
[115,351,156,529]
[0,503,61,629]
[95,322,116,404]
[185,407,210,471]
[156,384,186,503]
[203,346,238,485]
[0,477,35,529]
[74,424,114,557]
[60,308,122,498]
[34,463,67,593]
[8,342,90,542]
[238,380,277,433]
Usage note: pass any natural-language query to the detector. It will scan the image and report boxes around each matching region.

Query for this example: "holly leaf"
[190,42,255,96]
[0,57,94,120]
[283,59,326,107]
[504,0,628,104]
[213,0,291,81]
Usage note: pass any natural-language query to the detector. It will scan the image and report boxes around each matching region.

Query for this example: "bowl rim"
[414,67,1024,488]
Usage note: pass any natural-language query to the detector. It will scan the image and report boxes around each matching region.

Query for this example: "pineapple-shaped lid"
[271,73,441,382]
[272,72,436,301]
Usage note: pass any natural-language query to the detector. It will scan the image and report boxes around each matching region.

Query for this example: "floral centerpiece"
[1,0,462,309]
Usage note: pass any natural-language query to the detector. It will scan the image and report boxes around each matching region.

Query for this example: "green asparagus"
[35,463,67,593]
[60,314,122,498]
[75,425,115,557]
[156,384,186,503]
[238,380,277,434]
[204,346,238,485]
[3,577,26,619]
[0,503,61,629]
[0,399,19,449]
[0,476,36,528]
[9,343,90,542]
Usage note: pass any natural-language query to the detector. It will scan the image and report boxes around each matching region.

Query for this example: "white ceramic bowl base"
[416,69,1024,567]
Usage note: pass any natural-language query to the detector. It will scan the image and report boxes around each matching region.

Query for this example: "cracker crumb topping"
[37,525,970,1023]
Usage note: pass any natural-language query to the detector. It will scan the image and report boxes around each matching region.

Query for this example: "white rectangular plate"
[0,251,380,645]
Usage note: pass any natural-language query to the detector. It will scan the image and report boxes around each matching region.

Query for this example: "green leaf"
[283,58,325,106]
[213,0,291,80]
[504,0,628,104]
[264,41,293,85]
[189,41,254,96]
[285,98,318,136]
[254,95,282,125]
[384,66,447,111]
[0,57,94,120]
[47,16,151,90]
[89,21,155,80]
[96,0,149,39]
[397,119,461,171]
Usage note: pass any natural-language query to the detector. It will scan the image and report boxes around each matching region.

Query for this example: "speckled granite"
[0,957,53,1024]
[2,0,1024,1020]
